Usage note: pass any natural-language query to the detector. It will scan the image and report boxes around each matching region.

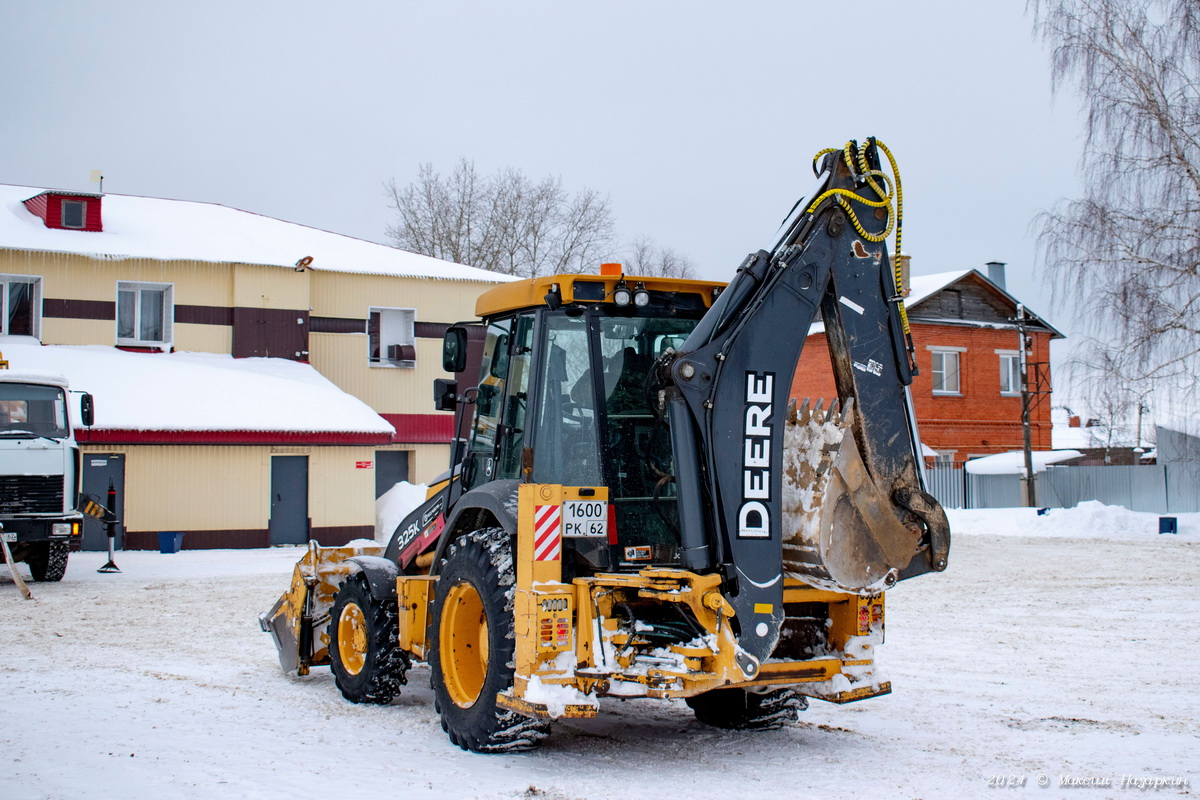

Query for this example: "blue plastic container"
[157,531,185,553]
[1159,517,1178,535]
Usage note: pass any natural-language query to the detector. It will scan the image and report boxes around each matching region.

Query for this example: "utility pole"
[1016,304,1037,507]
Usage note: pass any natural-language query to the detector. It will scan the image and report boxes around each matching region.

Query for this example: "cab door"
[463,313,534,489]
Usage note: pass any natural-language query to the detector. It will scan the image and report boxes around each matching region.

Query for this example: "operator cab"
[439,268,724,575]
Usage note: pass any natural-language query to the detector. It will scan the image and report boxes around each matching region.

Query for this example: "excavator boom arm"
[667,140,949,665]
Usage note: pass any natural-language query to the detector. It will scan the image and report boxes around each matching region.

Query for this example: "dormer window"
[22,191,103,232]
[61,200,87,229]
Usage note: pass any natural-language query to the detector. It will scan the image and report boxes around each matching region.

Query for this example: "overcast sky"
[1,1,1083,346]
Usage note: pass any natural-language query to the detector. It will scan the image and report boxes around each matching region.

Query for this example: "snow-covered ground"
[3,504,1197,799]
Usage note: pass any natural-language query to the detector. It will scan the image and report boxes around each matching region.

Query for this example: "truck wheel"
[429,527,549,753]
[328,573,408,704]
[28,542,68,582]
[686,687,806,730]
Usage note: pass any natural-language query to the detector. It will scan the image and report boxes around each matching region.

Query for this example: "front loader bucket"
[781,397,922,593]
[259,540,384,675]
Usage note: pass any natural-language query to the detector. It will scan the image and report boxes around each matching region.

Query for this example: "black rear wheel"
[686,686,806,730]
[429,527,549,753]
[328,573,408,704]
[28,542,68,582]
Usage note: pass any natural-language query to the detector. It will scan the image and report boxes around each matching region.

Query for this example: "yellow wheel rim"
[337,602,368,676]
[440,581,489,708]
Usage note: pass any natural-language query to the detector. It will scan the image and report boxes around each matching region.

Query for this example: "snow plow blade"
[782,397,933,593]
[259,539,384,676]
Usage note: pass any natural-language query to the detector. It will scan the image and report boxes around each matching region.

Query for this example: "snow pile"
[947,501,1198,540]
[0,337,391,434]
[964,450,1082,475]
[1,184,516,283]
[374,481,428,543]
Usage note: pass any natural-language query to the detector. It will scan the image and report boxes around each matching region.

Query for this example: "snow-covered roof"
[0,336,392,436]
[906,269,1064,338]
[906,270,973,306]
[964,450,1083,475]
[0,183,516,284]
[0,370,69,389]
[805,268,1061,337]
[1049,407,1151,451]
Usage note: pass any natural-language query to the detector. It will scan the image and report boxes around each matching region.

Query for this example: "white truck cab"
[0,370,93,581]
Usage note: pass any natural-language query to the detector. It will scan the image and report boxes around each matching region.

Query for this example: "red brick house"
[790,262,1063,463]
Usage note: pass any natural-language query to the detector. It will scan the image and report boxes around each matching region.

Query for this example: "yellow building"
[0,184,510,549]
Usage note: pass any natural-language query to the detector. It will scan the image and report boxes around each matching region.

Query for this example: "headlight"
[632,282,650,307]
[52,523,72,536]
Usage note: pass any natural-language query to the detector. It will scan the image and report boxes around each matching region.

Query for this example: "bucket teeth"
[784,397,852,431]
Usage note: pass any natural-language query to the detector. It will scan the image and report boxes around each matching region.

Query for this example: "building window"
[0,275,42,338]
[930,349,961,394]
[61,200,87,229]
[368,307,416,367]
[998,351,1021,396]
[117,281,173,348]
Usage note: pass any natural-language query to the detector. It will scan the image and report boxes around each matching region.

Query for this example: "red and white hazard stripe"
[533,504,562,562]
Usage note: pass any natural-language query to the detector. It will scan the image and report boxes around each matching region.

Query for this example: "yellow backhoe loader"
[261,138,950,752]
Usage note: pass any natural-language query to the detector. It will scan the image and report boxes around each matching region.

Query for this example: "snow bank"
[947,501,1199,540]
[374,481,429,543]
[0,337,391,434]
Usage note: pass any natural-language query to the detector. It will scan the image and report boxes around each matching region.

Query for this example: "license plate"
[561,500,607,538]
[1,532,16,542]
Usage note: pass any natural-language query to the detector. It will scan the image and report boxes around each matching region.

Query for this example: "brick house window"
[0,275,42,338]
[997,351,1021,396]
[117,281,173,348]
[930,349,962,395]
[368,307,416,367]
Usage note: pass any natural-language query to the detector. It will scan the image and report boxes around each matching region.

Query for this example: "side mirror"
[442,327,468,373]
[80,394,95,428]
[434,378,459,412]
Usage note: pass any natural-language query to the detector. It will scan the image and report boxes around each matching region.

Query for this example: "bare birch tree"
[1030,0,1200,422]
[385,160,617,278]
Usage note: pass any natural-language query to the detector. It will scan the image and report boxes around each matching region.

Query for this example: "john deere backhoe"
[261,138,950,752]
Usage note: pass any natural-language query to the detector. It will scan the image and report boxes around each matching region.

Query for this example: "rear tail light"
[607,504,618,545]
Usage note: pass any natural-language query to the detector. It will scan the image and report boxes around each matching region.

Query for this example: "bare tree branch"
[385,163,623,278]
[622,235,698,279]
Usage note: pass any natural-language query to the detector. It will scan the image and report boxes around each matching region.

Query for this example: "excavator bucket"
[781,397,923,593]
[259,540,384,675]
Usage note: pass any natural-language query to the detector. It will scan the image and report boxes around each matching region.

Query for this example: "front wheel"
[328,573,408,704]
[429,527,549,753]
[686,686,806,730]
[29,542,68,582]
